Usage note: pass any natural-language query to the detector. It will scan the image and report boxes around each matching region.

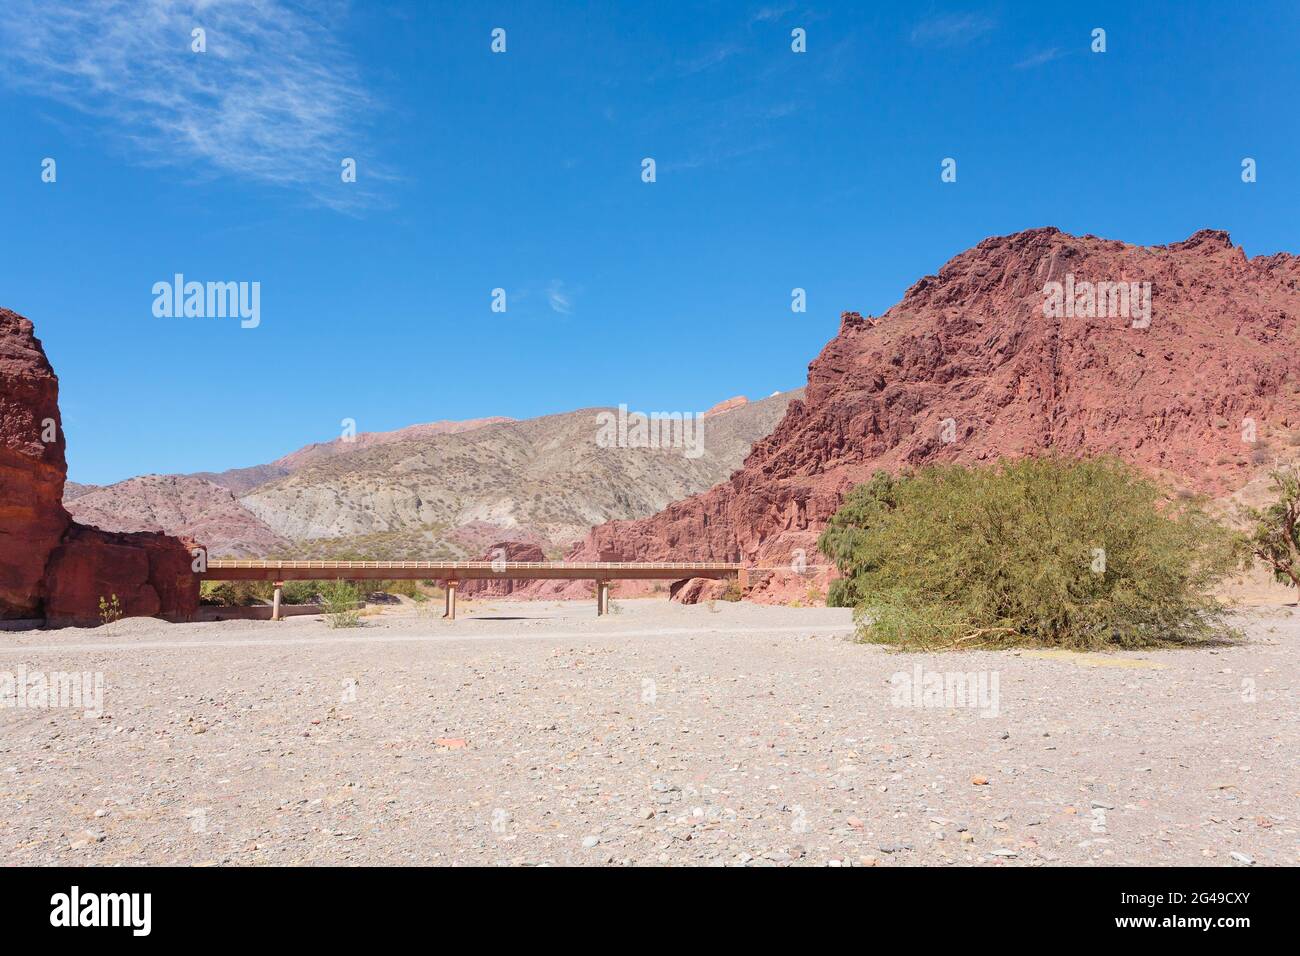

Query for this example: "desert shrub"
[821,471,902,609]
[818,458,1236,649]
[380,579,428,602]
[319,581,363,628]
[719,579,743,602]
[199,580,273,606]
[98,594,122,625]
[200,580,325,606]
[280,581,324,605]
[1241,466,1300,593]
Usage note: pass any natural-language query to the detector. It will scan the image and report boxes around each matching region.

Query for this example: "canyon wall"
[0,307,198,626]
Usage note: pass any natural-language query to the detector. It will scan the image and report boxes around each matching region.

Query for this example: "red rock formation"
[669,577,733,603]
[1,308,69,618]
[0,307,199,625]
[543,228,1300,602]
[459,541,546,597]
[43,525,199,627]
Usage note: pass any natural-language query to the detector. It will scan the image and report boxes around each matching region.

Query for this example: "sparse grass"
[719,579,743,602]
[319,581,363,628]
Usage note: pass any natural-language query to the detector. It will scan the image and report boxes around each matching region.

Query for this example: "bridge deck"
[200,560,742,582]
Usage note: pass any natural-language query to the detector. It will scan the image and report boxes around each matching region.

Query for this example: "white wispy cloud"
[910,13,996,48]
[750,4,794,23]
[0,0,381,211]
[677,43,742,76]
[546,280,575,315]
[1014,47,1064,69]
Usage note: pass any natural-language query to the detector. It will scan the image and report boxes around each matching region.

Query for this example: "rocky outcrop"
[0,308,68,618]
[669,577,733,604]
[0,307,199,625]
[539,228,1300,603]
[459,541,546,598]
[43,525,199,627]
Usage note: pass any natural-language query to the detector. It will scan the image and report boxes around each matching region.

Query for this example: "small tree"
[1243,466,1300,594]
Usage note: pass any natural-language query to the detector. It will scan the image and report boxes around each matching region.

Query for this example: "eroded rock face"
[459,541,546,598]
[548,228,1300,603]
[43,525,199,627]
[0,308,69,618]
[0,307,199,625]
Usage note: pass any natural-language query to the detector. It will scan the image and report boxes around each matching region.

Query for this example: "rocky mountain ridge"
[518,227,1300,602]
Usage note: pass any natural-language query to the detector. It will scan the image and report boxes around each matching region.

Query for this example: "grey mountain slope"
[67,391,800,559]
[241,392,799,551]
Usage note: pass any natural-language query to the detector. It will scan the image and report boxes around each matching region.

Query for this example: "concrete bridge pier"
[596,580,610,616]
[443,580,458,620]
[272,581,283,621]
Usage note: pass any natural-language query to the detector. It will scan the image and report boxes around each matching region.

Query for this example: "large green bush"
[818,457,1236,649]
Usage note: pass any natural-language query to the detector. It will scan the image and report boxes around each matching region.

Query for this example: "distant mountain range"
[66,393,799,559]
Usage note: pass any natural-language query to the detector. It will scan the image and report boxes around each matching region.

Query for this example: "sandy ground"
[0,597,1295,867]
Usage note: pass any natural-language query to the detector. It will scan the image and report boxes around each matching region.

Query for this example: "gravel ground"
[0,598,1295,867]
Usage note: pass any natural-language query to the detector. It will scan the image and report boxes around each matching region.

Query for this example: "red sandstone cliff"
[0,307,199,625]
[535,228,1300,602]
[0,308,68,617]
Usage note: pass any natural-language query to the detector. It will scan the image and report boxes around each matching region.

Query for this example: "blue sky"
[2,1,1297,484]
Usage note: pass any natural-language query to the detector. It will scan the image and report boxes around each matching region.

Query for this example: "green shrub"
[319,581,363,628]
[818,458,1237,650]
[378,579,428,602]
[821,471,901,609]
[1241,466,1300,593]
[199,579,324,606]
[199,580,273,606]
[281,581,324,605]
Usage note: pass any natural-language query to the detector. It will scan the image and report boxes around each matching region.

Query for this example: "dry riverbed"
[0,598,1295,866]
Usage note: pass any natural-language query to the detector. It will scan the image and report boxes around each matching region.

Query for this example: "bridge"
[200,560,746,620]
